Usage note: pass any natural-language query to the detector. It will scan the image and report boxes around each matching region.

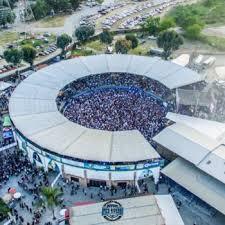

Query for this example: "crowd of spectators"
[0,148,56,225]
[57,73,174,142]
[0,136,15,149]
[0,87,14,113]
[0,86,16,149]
[0,149,140,224]
[57,73,172,100]
[64,87,168,142]
[0,150,29,186]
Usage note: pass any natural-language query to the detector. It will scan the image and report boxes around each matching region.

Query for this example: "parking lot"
[80,0,191,31]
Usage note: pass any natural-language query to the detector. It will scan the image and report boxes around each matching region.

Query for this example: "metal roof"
[166,112,225,141]
[162,158,225,215]
[154,113,225,185]
[153,123,219,165]
[69,195,184,225]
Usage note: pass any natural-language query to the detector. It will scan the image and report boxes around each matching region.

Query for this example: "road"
[11,0,120,37]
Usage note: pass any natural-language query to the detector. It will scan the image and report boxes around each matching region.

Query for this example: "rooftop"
[69,195,184,225]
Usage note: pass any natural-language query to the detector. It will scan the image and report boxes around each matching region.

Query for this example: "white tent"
[0,81,12,91]
[172,54,190,67]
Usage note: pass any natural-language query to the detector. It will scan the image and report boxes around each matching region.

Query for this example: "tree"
[99,30,113,44]
[185,23,203,39]
[0,7,16,27]
[115,39,131,54]
[56,33,72,55]
[32,0,49,20]
[40,187,62,220]
[172,5,203,29]
[8,0,18,8]
[1,0,18,8]
[57,0,72,13]
[22,45,37,67]
[159,17,175,32]
[3,48,23,66]
[45,0,71,13]
[125,34,138,49]
[70,0,80,10]
[75,25,95,42]
[157,30,183,59]
[141,16,160,36]
[204,0,213,7]
[0,198,10,221]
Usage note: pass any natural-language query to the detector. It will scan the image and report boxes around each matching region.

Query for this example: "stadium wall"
[15,130,162,187]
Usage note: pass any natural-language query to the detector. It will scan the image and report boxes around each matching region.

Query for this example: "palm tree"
[40,186,62,220]
[0,198,10,222]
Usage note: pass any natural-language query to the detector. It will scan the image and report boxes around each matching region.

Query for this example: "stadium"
[9,54,203,188]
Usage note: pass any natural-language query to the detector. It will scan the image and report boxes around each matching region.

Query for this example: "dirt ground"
[203,26,225,38]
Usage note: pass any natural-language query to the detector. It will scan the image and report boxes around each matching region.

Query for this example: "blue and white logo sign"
[102,201,123,221]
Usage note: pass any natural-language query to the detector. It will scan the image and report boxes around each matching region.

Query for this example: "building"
[9,54,202,187]
[69,195,185,225]
[154,112,225,215]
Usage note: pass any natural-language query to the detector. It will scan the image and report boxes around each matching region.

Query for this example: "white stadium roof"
[9,54,203,163]
[9,55,202,162]
[154,112,225,185]
[69,195,184,225]
[162,158,225,215]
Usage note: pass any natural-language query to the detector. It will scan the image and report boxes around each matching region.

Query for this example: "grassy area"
[0,32,20,46]
[129,44,149,55]
[168,0,225,26]
[36,15,67,28]
[20,39,44,47]
[85,40,106,52]
[96,0,104,3]
[19,34,56,48]
[199,35,225,51]
[71,48,94,57]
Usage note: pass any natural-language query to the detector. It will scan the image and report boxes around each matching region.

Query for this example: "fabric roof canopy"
[3,115,12,127]
[11,55,201,162]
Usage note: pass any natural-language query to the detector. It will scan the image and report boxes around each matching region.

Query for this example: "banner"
[3,130,13,139]
[136,160,161,169]
[84,163,110,170]
[62,158,84,168]
[110,164,135,171]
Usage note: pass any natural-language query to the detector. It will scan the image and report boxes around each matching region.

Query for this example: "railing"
[0,142,17,152]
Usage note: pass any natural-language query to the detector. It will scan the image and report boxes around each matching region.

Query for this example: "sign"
[102,201,123,221]
[84,163,110,170]
[136,160,161,169]
[62,158,84,168]
[143,162,160,168]
[110,164,135,171]
[3,130,13,139]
